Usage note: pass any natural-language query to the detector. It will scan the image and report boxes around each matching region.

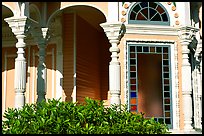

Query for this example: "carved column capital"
[100,22,126,44]
[177,26,198,44]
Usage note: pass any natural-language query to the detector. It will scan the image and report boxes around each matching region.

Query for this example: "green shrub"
[2,97,170,134]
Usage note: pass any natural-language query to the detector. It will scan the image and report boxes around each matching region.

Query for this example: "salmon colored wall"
[63,13,74,102]
[2,44,57,115]
[60,2,108,18]
[2,2,16,13]
[76,14,101,103]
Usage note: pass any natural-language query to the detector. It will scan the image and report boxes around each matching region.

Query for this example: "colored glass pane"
[131,105,137,111]
[130,59,136,65]
[165,98,170,104]
[130,66,136,71]
[137,12,146,20]
[150,47,155,52]
[140,2,148,8]
[143,46,149,52]
[133,4,141,13]
[149,2,157,9]
[156,47,162,53]
[137,46,142,52]
[156,5,164,14]
[149,8,157,19]
[164,79,169,84]
[141,8,148,19]
[164,86,169,91]
[164,67,169,72]
[130,12,136,20]
[130,46,135,52]
[130,79,136,84]
[164,73,169,78]
[163,54,168,59]
[165,112,170,117]
[131,92,137,97]
[163,60,168,65]
[130,98,137,104]
[165,118,171,124]
[162,13,168,21]
[164,92,170,97]
[163,47,168,53]
[151,13,161,21]
[130,72,136,77]
[130,53,135,58]
[131,85,136,90]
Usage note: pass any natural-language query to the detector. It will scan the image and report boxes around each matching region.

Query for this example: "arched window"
[128,2,170,25]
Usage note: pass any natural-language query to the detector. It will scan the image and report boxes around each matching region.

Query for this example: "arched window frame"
[128,2,170,26]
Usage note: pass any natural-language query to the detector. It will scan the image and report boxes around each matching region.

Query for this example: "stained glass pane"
[130,59,136,65]
[164,86,169,91]
[130,72,136,77]
[130,98,137,104]
[163,47,168,53]
[156,47,162,53]
[149,8,157,19]
[131,105,137,111]
[131,92,137,97]
[137,46,142,52]
[130,66,136,71]
[130,46,135,52]
[140,2,148,8]
[149,2,157,9]
[130,12,136,20]
[130,79,136,84]
[141,8,148,19]
[165,118,171,124]
[165,98,170,104]
[131,85,136,90]
[164,67,169,72]
[164,79,169,84]
[164,73,169,78]
[164,92,170,97]
[130,53,135,58]
[165,112,170,117]
[137,12,146,20]
[143,47,149,52]
[151,13,161,21]
[163,54,168,59]
[162,13,168,21]
[133,4,141,13]
[156,5,164,14]
[163,60,168,65]
[150,47,155,52]
[165,105,170,111]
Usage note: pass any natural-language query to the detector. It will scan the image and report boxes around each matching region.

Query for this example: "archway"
[48,5,110,103]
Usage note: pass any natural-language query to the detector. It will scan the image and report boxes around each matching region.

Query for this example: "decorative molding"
[125,24,178,35]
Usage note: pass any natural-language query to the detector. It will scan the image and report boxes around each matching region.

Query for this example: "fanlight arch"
[128,2,170,25]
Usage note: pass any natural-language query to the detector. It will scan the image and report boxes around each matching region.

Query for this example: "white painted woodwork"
[100,22,125,106]
[4,16,29,109]
[178,26,198,131]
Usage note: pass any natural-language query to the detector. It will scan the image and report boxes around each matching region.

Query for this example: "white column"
[4,16,29,109]
[100,23,125,106]
[178,26,198,131]
[31,27,49,103]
